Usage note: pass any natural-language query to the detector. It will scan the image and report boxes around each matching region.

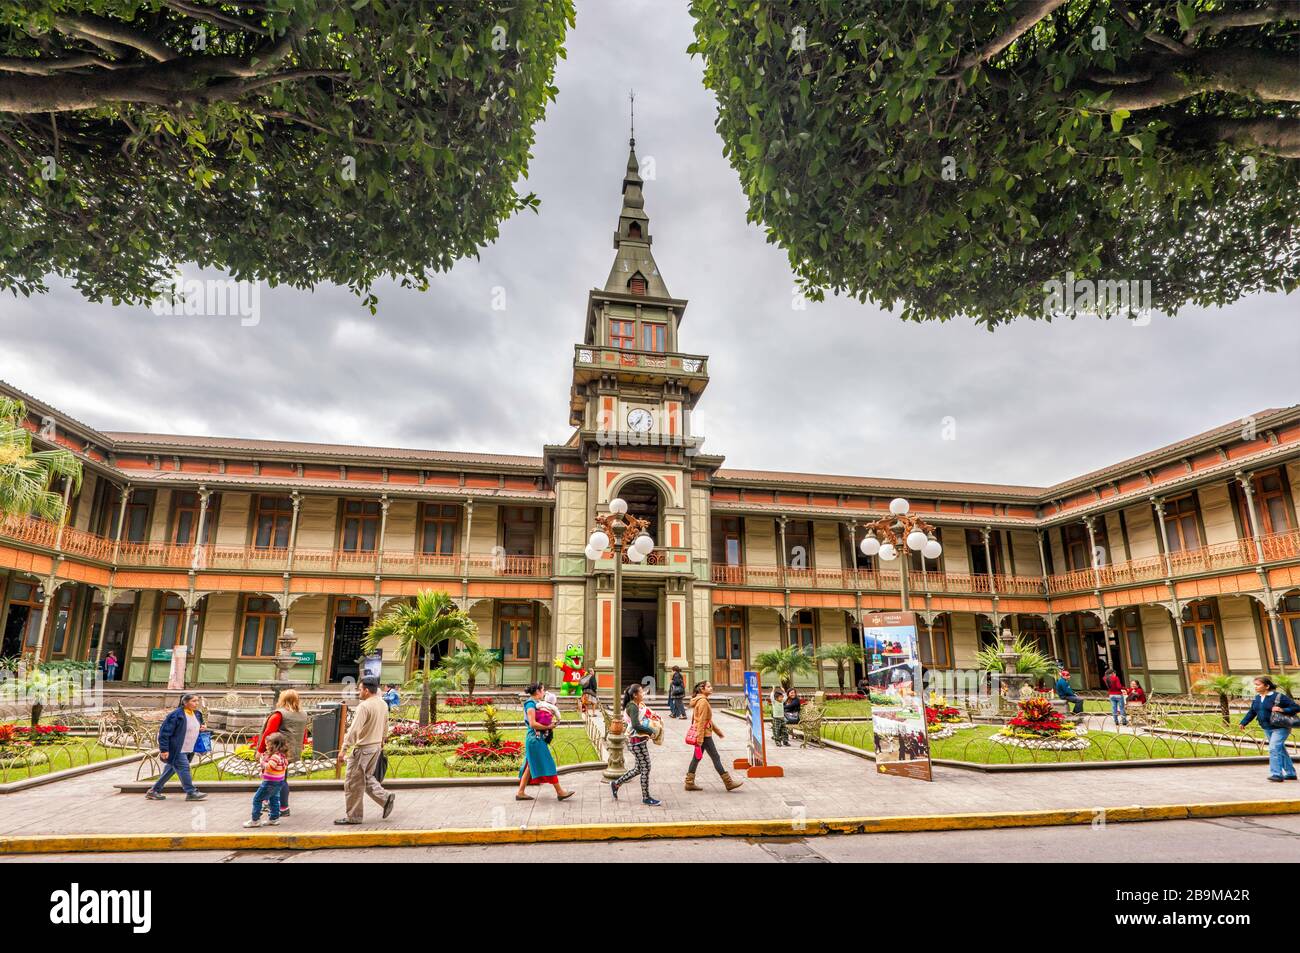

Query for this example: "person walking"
[1103,668,1128,725]
[667,666,687,719]
[684,681,742,792]
[245,732,289,827]
[334,676,395,824]
[610,683,660,805]
[145,692,208,801]
[1240,675,1300,782]
[253,688,309,817]
[1055,669,1084,715]
[516,683,574,800]
[103,651,118,682]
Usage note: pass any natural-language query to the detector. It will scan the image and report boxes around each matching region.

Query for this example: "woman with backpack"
[610,683,660,805]
[253,689,310,817]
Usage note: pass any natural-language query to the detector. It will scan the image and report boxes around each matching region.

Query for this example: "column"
[1151,496,1173,577]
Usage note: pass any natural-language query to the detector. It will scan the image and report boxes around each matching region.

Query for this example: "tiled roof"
[713,469,1043,497]
[106,432,545,469]
[123,470,554,499]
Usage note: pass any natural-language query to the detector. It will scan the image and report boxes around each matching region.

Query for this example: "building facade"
[3,143,1300,696]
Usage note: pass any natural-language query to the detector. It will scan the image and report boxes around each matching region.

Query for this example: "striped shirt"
[261,752,288,781]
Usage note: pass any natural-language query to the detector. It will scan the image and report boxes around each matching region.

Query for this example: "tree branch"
[1180,115,1300,157]
[162,0,269,37]
[947,0,1069,75]
[52,14,177,63]
[1184,0,1300,43]
[1084,48,1300,110]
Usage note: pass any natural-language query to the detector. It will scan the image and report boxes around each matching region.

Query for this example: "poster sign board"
[864,611,932,782]
[361,650,383,681]
[733,670,783,778]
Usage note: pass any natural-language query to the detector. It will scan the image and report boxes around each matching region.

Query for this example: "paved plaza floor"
[0,713,1295,843]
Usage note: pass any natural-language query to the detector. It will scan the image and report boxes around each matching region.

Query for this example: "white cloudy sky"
[0,0,1295,488]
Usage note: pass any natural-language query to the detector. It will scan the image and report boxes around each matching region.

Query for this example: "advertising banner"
[863,611,932,782]
[361,650,383,681]
[742,670,766,768]
[166,645,187,692]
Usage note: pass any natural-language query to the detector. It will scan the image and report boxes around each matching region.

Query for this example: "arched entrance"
[621,585,659,690]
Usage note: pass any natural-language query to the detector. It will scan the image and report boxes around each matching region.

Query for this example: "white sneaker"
[265,818,280,826]
[243,818,264,828]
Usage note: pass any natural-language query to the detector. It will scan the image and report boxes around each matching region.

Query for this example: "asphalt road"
[4,814,1298,863]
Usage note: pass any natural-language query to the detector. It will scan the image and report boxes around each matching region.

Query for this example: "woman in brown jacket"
[685,681,742,792]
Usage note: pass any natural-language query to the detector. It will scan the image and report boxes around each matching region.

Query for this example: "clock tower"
[546,132,721,695]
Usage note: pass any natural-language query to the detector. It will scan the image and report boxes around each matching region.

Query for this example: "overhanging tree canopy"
[0,0,574,308]
[689,0,1300,326]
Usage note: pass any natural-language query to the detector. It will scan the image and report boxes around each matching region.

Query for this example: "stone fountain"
[273,627,300,684]
[990,627,1035,714]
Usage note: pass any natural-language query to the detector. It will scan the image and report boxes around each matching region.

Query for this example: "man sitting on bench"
[1055,669,1084,715]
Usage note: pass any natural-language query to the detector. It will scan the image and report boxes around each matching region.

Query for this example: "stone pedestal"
[603,726,627,779]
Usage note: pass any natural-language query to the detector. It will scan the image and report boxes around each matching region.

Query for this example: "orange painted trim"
[672,601,682,657]
[601,600,612,657]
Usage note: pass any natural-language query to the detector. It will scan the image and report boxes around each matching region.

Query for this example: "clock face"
[627,408,654,433]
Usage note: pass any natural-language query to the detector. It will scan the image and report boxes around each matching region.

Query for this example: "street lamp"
[586,497,655,701]
[859,497,942,611]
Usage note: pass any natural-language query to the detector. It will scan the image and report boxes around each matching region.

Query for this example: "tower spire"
[604,107,668,298]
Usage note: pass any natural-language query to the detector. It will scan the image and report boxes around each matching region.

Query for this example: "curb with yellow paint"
[3,798,1298,854]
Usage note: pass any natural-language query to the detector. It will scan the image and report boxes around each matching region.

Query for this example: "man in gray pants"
[335,676,395,824]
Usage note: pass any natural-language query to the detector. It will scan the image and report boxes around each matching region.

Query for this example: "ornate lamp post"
[586,497,655,703]
[859,498,943,611]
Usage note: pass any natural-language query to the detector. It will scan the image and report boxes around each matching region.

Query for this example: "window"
[502,507,538,557]
[641,323,666,352]
[1061,615,1084,668]
[1163,495,1201,553]
[1181,601,1218,664]
[714,609,743,661]
[240,596,281,657]
[1266,594,1300,666]
[1018,615,1052,658]
[171,491,217,545]
[782,520,813,569]
[50,587,76,655]
[499,602,532,660]
[108,489,155,543]
[628,274,647,295]
[609,319,634,349]
[156,594,192,650]
[918,616,952,668]
[1063,521,1108,571]
[967,528,1003,575]
[253,495,293,549]
[789,610,815,654]
[1117,609,1145,668]
[341,499,381,552]
[1241,470,1294,537]
[420,503,460,555]
[711,516,743,566]
[627,221,642,239]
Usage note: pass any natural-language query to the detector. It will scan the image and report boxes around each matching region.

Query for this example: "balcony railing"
[0,516,550,578]
[573,344,708,378]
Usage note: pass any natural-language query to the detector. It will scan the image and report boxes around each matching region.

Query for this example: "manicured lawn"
[183,727,598,781]
[1157,713,1265,739]
[821,723,1261,764]
[0,739,132,782]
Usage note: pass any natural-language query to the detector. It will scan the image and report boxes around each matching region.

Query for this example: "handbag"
[373,751,389,781]
[193,730,211,755]
[684,719,698,746]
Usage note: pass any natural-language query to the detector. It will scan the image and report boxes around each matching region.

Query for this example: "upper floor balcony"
[710,527,1300,597]
[0,515,552,579]
[573,344,708,388]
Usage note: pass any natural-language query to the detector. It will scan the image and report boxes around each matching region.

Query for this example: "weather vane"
[629,89,635,147]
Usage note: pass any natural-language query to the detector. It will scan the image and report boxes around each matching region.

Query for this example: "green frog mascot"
[554,643,589,696]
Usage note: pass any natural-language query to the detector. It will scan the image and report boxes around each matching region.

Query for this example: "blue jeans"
[1109,694,1128,725]
[252,780,283,820]
[151,750,195,795]
[104,664,117,681]
[1060,693,1083,715]
[1264,727,1296,779]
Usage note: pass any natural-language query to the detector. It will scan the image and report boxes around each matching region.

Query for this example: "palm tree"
[755,645,816,692]
[365,590,477,725]
[1267,672,1298,697]
[402,669,455,724]
[816,642,865,692]
[976,634,1058,681]
[1194,673,1245,726]
[440,643,503,697]
[0,397,81,521]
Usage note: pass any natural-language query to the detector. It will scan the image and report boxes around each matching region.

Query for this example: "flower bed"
[0,723,72,745]
[386,720,466,751]
[991,696,1089,750]
[443,697,495,708]
[215,743,334,778]
[444,739,523,774]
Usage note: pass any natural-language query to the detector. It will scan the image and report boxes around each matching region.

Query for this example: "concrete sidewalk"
[0,712,1294,844]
